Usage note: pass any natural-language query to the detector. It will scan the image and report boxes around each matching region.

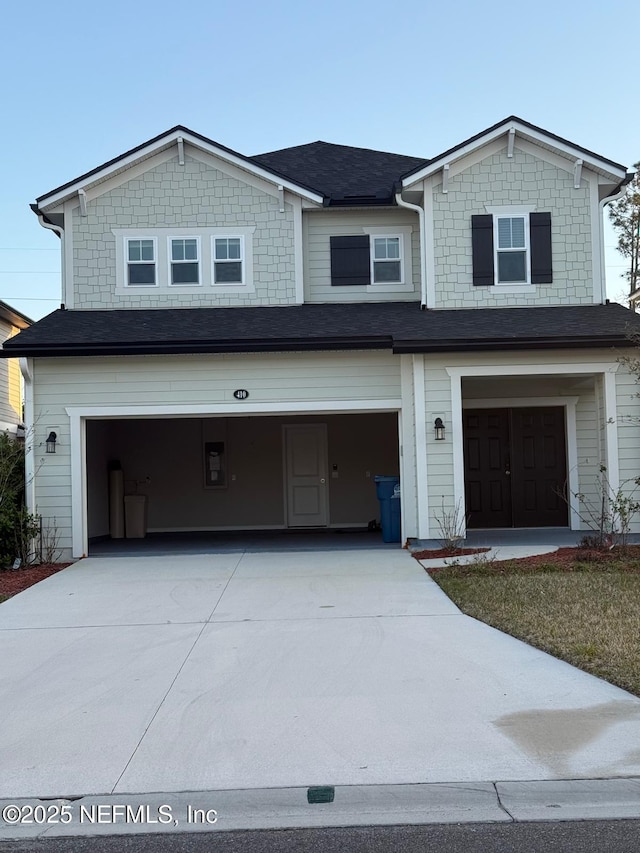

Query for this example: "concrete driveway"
[1,549,640,799]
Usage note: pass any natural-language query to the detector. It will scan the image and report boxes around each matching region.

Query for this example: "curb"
[2,778,640,839]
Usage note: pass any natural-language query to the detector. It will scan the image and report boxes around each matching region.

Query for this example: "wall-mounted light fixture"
[46,431,57,453]
[434,418,445,441]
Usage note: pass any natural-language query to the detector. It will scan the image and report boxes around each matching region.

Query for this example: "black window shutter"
[471,215,494,286]
[330,235,370,286]
[530,212,552,284]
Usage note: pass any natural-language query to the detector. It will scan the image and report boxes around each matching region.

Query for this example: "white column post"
[449,371,466,538]
[69,412,87,558]
[603,370,620,494]
[412,355,429,538]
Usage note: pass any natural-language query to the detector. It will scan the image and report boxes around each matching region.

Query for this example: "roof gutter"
[395,192,428,309]
[0,335,394,359]
[393,335,630,354]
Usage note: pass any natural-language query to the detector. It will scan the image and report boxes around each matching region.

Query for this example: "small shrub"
[434,497,466,554]
[0,433,38,567]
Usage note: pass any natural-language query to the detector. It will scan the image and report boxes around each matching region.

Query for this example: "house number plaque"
[233,389,249,399]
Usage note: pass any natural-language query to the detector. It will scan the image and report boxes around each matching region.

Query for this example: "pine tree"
[608,164,640,307]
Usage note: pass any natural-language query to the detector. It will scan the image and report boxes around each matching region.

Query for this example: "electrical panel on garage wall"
[202,418,228,490]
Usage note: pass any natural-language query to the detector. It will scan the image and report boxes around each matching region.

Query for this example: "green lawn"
[426,556,640,697]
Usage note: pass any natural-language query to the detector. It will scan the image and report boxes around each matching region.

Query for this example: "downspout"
[395,192,428,309]
[35,210,66,307]
[599,176,633,305]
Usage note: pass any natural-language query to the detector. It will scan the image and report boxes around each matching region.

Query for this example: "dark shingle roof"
[251,142,426,206]
[3,303,639,358]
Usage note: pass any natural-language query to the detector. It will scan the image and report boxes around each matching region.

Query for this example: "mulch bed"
[412,546,490,560]
[492,545,640,571]
[0,564,72,599]
[419,544,640,573]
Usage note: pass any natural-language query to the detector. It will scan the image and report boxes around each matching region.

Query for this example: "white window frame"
[126,237,158,288]
[212,235,245,286]
[362,225,414,292]
[485,205,536,293]
[371,235,404,285]
[494,215,529,285]
[113,227,255,294]
[167,236,201,287]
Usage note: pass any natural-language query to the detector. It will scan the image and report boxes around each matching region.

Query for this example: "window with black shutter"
[330,235,370,286]
[471,212,552,286]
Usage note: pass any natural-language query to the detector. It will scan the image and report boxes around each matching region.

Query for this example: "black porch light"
[46,431,57,453]
[434,418,445,441]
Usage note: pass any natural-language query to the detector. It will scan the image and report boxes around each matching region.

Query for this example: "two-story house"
[4,117,640,561]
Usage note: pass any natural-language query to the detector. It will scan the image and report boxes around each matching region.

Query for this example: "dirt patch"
[0,564,72,601]
[412,546,491,560]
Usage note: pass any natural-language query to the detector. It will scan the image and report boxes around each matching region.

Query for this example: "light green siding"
[71,154,297,308]
[431,146,594,308]
[32,351,401,557]
[303,209,421,302]
[616,358,640,505]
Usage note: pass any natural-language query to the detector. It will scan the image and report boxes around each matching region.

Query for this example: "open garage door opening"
[86,413,400,554]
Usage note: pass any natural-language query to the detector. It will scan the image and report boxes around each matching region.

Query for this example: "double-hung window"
[471,210,552,287]
[170,238,200,285]
[213,237,243,284]
[495,216,528,283]
[372,236,402,283]
[127,238,156,286]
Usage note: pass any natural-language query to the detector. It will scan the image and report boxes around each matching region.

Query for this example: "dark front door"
[464,407,567,529]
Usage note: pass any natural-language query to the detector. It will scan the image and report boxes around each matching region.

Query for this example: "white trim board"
[447,362,619,379]
[65,400,402,419]
[68,399,403,558]
[412,355,429,538]
[446,361,620,536]
[39,130,324,210]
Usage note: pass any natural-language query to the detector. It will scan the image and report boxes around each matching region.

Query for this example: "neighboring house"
[0,301,32,435]
[3,116,640,561]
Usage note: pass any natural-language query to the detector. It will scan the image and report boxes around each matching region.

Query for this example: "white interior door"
[284,424,329,527]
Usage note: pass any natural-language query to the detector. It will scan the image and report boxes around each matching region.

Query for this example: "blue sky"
[1,0,637,320]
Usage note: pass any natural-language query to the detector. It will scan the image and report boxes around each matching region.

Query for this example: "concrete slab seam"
[109,552,247,792]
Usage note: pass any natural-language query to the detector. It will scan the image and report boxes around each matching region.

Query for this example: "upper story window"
[170,238,200,285]
[330,227,412,290]
[114,227,255,295]
[495,216,528,283]
[127,239,156,286]
[214,237,243,285]
[372,237,402,283]
[471,209,552,290]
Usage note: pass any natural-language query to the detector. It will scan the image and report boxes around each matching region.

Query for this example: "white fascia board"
[37,129,324,210]
[402,120,627,189]
[403,124,514,187]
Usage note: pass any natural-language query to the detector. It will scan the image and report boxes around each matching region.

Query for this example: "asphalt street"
[2,820,640,853]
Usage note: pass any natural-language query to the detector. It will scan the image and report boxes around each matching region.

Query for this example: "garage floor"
[1,548,640,799]
[89,528,398,556]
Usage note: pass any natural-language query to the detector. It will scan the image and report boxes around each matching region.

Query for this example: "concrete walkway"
[1,546,640,837]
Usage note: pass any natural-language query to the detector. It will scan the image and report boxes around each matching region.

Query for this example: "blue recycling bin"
[374,475,401,543]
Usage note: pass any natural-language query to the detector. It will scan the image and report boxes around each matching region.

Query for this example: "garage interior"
[86,413,400,554]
